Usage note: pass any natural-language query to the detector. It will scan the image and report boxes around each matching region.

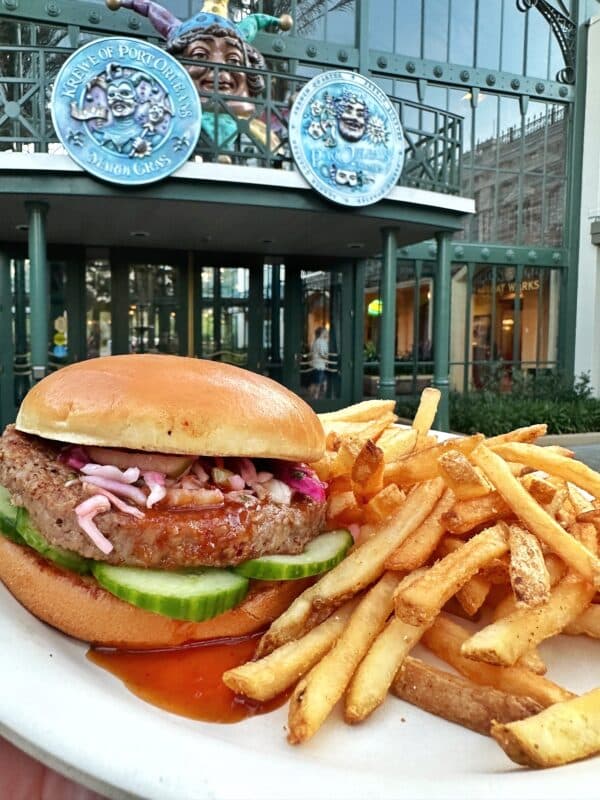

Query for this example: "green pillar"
[433,231,452,431]
[379,228,398,400]
[26,201,50,382]
[0,251,16,426]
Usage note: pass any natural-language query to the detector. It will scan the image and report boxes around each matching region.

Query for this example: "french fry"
[508,523,551,607]
[391,656,543,736]
[394,524,509,627]
[521,474,558,506]
[383,434,484,488]
[442,491,511,535]
[411,387,441,437]
[491,688,600,767]
[492,554,566,620]
[345,571,428,723]
[471,444,600,586]
[460,573,596,666]
[422,614,575,707]
[326,489,362,524]
[329,437,363,478]
[222,600,357,702]
[318,399,397,424]
[287,572,401,744]
[491,442,600,498]
[321,414,397,443]
[385,488,455,571]
[377,426,418,463]
[565,603,600,638]
[363,484,406,524]
[485,424,547,447]
[435,536,492,616]
[437,450,491,500]
[351,439,384,497]
[257,478,445,656]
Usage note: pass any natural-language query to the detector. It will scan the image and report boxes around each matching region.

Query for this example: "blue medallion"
[289,71,405,207]
[51,37,201,186]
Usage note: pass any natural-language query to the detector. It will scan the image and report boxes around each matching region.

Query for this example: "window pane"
[501,0,525,74]
[371,0,394,51]
[423,0,449,61]
[395,0,422,57]
[86,260,111,359]
[475,0,501,70]
[449,0,475,66]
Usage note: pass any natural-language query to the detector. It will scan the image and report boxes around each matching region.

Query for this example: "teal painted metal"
[432,231,451,432]
[558,0,587,378]
[353,258,366,404]
[399,241,567,269]
[369,50,573,102]
[379,228,398,401]
[0,251,16,428]
[12,259,30,406]
[25,202,49,382]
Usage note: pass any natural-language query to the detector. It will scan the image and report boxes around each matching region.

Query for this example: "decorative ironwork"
[0,22,464,195]
[516,0,576,84]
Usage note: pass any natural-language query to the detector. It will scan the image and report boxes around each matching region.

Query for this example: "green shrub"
[450,371,600,436]
[392,372,600,435]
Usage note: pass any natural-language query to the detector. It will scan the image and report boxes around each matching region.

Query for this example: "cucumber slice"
[92,563,249,622]
[16,507,92,574]
[234,529,354,581]
[0,485,23,544]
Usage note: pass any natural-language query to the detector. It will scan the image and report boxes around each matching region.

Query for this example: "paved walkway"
[571,444,600,471]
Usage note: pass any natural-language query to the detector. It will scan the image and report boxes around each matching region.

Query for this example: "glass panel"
[525,4,551,79]
[199,266,250,367]
[326,0,356,46]
[372,0,395,50]
[496,172,519,244]
[300,270,343,402]
[86,260,112,358]
[263,263,285,382]
[521,173,544,245]
[395,0,422,57]
[449,0,475,66]
[475,0,502,70]
[544,175,565,246]
[48,262,68,369]
[219,305,248,365]
[128,264,181,355]
[423,0,449,61]
[501,0,525,74]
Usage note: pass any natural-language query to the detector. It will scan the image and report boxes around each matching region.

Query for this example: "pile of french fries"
[224,389,600,769]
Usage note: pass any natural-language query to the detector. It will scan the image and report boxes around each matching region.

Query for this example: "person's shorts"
[313,369,327,385]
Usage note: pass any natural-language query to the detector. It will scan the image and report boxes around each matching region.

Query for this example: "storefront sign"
[51,37,201,186]
[289,71,405,207]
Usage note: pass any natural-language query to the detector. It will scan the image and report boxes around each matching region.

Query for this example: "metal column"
[26,201,49,382]
[0,251,15,426]
[379,228,398,401]
[433,231,452,431]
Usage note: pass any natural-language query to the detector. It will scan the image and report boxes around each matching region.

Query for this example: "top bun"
[16,355,325,461]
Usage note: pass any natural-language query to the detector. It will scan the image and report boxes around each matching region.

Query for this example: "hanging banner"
[289,70,405,207]
[51,37,201,186]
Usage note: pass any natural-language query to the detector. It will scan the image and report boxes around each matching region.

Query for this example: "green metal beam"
[25,201,49,382]
[433,231,452,432]
[0,250,15,427]
[398,241,566,268]
[369,50,574,103]
[379,228,398,401]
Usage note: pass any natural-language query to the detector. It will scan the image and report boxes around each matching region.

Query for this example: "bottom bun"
[0,536,310,649]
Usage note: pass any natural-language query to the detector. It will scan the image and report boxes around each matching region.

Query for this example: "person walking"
[309,326,329,399]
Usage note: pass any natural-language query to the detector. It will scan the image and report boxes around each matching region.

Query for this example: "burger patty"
[0,426,327,570]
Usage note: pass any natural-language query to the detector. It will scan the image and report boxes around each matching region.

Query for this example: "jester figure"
[106,0,293,153]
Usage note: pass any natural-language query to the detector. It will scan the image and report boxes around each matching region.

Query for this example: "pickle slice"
[0,485,23,544]
[233,530,353,581]
[92,563,249,621]
[16,507,92,574]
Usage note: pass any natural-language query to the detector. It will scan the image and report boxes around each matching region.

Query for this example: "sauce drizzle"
[88,634,285,723]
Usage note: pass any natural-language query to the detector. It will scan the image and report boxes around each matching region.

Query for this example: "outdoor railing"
[0,25,463,195]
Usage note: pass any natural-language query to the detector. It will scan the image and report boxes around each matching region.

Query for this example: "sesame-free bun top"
[16,354,325,461]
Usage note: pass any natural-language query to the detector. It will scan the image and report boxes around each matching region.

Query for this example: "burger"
[0,355,349,649]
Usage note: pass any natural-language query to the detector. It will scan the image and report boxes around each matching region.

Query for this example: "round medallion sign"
[51,37,201,185]
[289,71,405,207]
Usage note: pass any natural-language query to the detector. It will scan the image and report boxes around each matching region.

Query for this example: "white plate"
[1,577,600,800]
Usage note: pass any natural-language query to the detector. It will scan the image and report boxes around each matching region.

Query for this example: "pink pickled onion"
[228,474,245,491]
[80,475,147,506]
[143,471,167,509]
[238,458,257,486]
[279,463,327,503]
[80,463,140,484]
[59,446,89,470]
[75,494,113,554]
[81,482,145,518]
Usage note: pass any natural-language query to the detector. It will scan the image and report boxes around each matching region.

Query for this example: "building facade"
[0,0,598,431]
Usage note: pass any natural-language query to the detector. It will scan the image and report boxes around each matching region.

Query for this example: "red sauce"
[87,633,287,723]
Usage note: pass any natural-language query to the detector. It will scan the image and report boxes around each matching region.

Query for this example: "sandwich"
[0,355,350,649]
